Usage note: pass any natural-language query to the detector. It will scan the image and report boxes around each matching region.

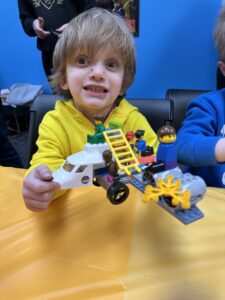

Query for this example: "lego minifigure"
[156,125,177,170]
[102,149,119,179]
[134,130,146,154]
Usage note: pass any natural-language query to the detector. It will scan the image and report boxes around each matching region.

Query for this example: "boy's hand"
[33,17,51,39]
[22,165,60,212]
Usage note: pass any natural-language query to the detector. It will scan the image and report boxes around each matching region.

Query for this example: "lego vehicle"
[52,123,206,224]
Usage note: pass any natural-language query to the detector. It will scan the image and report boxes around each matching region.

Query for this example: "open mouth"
[84,86,108,93]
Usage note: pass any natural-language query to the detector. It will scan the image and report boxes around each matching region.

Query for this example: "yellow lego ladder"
[103,129,141,175]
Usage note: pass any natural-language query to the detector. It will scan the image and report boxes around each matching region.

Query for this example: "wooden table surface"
[0,167,224,300]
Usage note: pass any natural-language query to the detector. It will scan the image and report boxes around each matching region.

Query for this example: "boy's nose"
[90,63,105,81]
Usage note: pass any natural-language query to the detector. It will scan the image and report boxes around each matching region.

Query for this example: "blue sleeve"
[176,93,222,167]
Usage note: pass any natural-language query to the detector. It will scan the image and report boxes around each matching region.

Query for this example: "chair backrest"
[166,89,210,131]
[128,99,173,132]
[25,93,63,168]
[25,96,172,168]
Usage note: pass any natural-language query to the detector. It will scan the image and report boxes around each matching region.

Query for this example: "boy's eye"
[76,55,89,66]
[106,59,119,70]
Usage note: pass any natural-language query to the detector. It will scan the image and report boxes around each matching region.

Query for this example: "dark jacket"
[18,0,96,52]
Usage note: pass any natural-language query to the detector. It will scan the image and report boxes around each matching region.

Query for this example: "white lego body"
[53,143,110,189]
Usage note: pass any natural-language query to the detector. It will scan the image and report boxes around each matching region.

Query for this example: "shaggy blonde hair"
[50,8,136,98]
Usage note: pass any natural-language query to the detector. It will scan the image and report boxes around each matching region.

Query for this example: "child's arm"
[22,165,60,212]
[176,93,223,167]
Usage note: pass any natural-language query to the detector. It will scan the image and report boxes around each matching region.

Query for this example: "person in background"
[176,8,225,188]
[17,0,96,77]
[96,0,114,11]
[22,8,158,211]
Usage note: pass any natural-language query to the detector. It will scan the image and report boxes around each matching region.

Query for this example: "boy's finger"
[36,165,53,180]
[25,199,51,211]
[23,181,58,199]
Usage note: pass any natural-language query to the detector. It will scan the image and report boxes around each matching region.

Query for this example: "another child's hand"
[215,138,225,163]
[22,165,60,212]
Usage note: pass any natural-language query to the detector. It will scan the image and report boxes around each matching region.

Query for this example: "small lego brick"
[141,146,154,157]
[125,131,135,141]
[138,155,155,165]
[109,120,123,129]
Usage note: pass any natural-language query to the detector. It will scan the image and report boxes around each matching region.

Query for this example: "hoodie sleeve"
[176,93,222,167]
[18,0,36,36]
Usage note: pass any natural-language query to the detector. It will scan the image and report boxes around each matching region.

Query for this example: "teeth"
[87,86,105,93]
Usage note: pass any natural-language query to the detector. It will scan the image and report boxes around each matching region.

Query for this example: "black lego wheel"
[107,182,129,205]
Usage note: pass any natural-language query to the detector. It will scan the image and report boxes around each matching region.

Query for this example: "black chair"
[0,100,23,168]
[25,96,172,168]
[25,93,63,168]
[128,99,172,132]
[166,89,210,131]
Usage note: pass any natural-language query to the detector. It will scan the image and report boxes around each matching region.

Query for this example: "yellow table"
[0,167,224,300]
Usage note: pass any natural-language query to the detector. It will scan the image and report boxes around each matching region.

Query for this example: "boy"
[22,8,158,211]
[176,8,225,188]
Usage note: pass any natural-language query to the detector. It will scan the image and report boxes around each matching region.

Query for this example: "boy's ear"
[218,61,225,77]
[60,77,68,90]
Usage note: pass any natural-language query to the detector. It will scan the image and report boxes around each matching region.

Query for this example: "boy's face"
[61,46,124,121]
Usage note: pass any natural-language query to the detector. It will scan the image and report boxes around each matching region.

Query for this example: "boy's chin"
[86,103,112,116]
[85,99,112,110]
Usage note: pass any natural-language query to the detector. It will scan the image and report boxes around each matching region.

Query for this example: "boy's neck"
[87,107,112,124]
[74,105,111,125]
[73,99,122,125]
